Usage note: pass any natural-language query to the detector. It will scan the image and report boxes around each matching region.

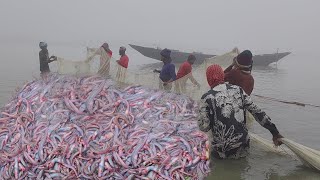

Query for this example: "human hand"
[50,56,57,61]
[272,133,284,146]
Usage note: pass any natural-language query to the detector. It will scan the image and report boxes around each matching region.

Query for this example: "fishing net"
[55,47,110,76]
[250,131,320,172]
[280,138,320,171]
[248,133,293,156]
[54,46,239,101]
[105,47,239,100]
[52,47,320,173]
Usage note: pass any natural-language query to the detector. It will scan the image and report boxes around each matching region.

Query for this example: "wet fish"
[0,74,210,179]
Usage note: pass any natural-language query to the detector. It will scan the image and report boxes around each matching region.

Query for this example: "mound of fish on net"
[0,74,210,179]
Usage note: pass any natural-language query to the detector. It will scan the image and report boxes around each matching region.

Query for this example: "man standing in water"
[198,64,283,159]
[154,48,176,91]
[39,42,57,78]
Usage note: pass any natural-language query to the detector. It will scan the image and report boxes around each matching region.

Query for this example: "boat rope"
[252,94,320,108]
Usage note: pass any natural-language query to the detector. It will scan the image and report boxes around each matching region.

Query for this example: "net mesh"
[54,46,239,100]
[50,46,320,167]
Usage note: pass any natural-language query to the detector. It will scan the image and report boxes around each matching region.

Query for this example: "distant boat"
[129,44,291,66]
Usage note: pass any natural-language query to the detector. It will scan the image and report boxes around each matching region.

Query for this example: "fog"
[0,0,319,54]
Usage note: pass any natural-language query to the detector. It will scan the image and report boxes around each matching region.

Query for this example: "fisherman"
[117,46,129,68]
[224,50,254,95]
[176,54,200,93]
[101,43,113,58]
[96,43,113,77]
[116,46,129,82]
[153,48,176,91]
[39,42,57,79]
[198,64,283,159]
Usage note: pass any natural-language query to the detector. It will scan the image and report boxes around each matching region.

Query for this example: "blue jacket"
[160,63,176,82]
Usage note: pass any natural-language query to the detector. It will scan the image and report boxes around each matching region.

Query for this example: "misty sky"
[0,0,319,53]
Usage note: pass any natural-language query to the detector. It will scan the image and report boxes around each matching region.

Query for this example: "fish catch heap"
[0,74,210,179]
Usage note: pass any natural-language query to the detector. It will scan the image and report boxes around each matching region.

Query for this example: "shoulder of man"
[226,83,241,90]
[224,68,238,80]
[181,61,190,68]
[201,89,215,100]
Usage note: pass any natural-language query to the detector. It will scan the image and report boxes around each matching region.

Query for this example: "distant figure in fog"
[101,43,113,58]
[117,46,129,68]
[97,42,113,77]
[153,48,176,91]
[39,42,57,79]
[176,54,200,93]
[116,46,129,82]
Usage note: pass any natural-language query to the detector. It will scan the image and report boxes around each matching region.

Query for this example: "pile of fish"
[0,74,210,179]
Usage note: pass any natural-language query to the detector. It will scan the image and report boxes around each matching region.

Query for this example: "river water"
[0,41,319,179]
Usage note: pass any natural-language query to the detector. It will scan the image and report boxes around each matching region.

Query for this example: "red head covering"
[206,64,224,88]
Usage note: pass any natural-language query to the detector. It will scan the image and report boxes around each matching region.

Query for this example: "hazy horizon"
[0,0,319,54]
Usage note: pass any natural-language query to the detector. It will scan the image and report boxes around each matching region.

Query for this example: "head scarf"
[236,50,252,66]
[187,54,196,61]
[206,64,224,88]
[102,43,109,49]
[160,48,171,60]
[39,42,47,49]
[235,50,253,74]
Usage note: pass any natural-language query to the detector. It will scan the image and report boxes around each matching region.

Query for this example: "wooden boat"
[129,44,291,66]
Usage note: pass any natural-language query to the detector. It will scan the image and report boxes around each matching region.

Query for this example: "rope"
[252,94,320,108]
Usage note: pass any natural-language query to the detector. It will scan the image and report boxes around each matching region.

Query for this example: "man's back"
[224,68,254,95]
[198,83,279,159]
[199,83,249,158]
[177,61,192,79]
[160,63,176,82]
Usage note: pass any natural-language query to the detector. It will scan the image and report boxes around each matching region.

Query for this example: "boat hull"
[129,44,290,66]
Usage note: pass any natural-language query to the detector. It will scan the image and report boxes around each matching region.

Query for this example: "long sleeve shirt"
[197,83,279,159]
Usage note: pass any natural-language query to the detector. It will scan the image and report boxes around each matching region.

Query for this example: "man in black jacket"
[39,42,57,78]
